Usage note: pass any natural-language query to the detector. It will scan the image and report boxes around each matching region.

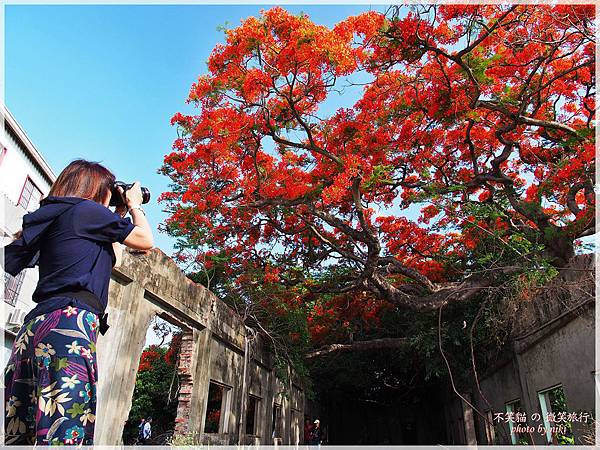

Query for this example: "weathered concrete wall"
[469,304,595,445]
[95,248,305,445]
[469,255,595,445]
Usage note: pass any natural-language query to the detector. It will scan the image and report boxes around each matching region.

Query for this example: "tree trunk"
[305,337,408,359]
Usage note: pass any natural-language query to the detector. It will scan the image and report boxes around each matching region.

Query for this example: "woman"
[3,159,153,445]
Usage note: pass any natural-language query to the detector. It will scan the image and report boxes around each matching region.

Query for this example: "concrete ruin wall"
[94,249,305,445]
[469,254,595,445]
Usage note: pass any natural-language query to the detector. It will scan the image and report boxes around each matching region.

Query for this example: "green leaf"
[51,357,69,371]
[67,402,86,418]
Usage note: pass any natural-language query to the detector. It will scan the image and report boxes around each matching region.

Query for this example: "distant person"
[142,417,152,444]
[304,418,313,444]
[138,418,146,443]
[310,419,322,447]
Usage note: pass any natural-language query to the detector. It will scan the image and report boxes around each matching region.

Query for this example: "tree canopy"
[160,5,595,362]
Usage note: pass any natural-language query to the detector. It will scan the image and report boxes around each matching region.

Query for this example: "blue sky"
[5,4,388,256]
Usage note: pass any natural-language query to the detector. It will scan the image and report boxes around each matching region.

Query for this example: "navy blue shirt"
[4,197,135,324]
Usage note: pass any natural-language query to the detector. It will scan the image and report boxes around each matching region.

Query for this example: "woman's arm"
[124,208,154,250]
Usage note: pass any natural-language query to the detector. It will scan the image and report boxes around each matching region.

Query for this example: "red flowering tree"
[160,5,594,352]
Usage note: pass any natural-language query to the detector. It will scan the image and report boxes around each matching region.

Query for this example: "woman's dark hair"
[48,159,115,204]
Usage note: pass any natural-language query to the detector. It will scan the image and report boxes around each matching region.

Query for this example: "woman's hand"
[121,181,154,251]
[125,182,144,209]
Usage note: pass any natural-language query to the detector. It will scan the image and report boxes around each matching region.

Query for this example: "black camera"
[109,181,151,207]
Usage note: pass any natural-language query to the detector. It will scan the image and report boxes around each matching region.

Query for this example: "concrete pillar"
[264,366,274,444]
[461,393,477,445]
[186,327,213,440]
[284,367,292,444]
[237,334,250,444]
[96,280,155,445]
[513,347,539,444]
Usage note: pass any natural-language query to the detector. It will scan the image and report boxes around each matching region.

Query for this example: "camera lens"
[109,181,151,206]
[141,187,151,204]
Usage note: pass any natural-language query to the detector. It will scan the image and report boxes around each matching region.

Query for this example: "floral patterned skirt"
[4,306,99,445]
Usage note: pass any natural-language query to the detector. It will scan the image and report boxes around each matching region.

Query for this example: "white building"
[1,104,56,366]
